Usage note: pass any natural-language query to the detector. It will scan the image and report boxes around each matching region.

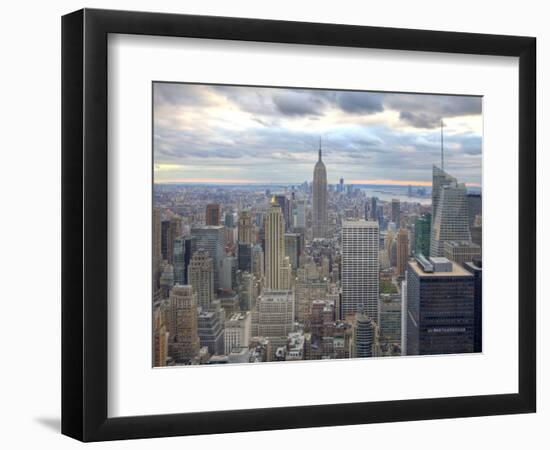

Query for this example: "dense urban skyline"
[154,83,482,186]
[152,84,482,367]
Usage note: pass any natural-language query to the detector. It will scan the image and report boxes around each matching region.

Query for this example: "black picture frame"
[61,8,536,442]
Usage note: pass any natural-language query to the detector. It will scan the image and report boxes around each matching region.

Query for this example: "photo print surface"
[152,82,482,367]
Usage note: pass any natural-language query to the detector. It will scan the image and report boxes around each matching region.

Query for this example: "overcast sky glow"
[153,83,482,186]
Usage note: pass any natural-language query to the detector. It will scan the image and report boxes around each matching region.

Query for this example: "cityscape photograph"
[152,82,483,367]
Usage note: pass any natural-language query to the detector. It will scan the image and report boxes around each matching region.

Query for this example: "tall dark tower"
[312,140,328,239]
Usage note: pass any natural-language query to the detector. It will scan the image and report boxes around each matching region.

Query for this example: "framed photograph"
[62,8,536,442]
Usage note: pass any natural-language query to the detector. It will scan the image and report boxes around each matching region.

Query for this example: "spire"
[318,136,322,161]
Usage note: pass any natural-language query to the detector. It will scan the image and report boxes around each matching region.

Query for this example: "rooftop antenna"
[319,136,322,160]
[440,119,444,170]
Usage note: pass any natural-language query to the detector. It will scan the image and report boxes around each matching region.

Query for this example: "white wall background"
[0,0,546,448]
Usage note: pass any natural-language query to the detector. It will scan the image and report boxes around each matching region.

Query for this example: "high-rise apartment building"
[341,220,380,322]
[312,145,328,239]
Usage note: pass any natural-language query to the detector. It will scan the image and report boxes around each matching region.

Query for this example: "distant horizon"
[153,180,481,188]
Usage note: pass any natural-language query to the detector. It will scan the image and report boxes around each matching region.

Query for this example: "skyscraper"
[224,211,235,228]
[153,207,162,289]
[265,198,285,289]
[415,213,431,256]
[198,309,225,356]
[430,166,471,257]
[467,193,482,246]
[284,232,301,270]
[370,197,379,222]
[466,193,482,227]
[237,242,252,272]
[406,255,475,355]
[220,255,237,291]
[168,285,200,362]
[312,143,328,239]
[293,199,306,228]
[159,263,174,298]
[191,225,225,291]
[341,220,380,322]
[161,219,170,261]
[168,216,182,264]
[205,203,221,226]
[464,258,482,353]
[391,199,401,227]
[379,292,402,348]
[172,236,186,285]
[183,236,197,285]
[251,244,264,280]
[187,249,214,310]
[274,195,291,231]
[396,228,409,278]
[280,256,293,290]
[237,210,252,243]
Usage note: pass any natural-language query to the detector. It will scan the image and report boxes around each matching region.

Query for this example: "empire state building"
[312,142,328,239]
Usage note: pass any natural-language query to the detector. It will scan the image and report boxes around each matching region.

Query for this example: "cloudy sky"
[153,83,482,186]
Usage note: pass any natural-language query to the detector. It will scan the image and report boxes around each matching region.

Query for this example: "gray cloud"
[272,91,325,116]
[384,94,482,129]
[335,92,385,114]
[153,83,482,184]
